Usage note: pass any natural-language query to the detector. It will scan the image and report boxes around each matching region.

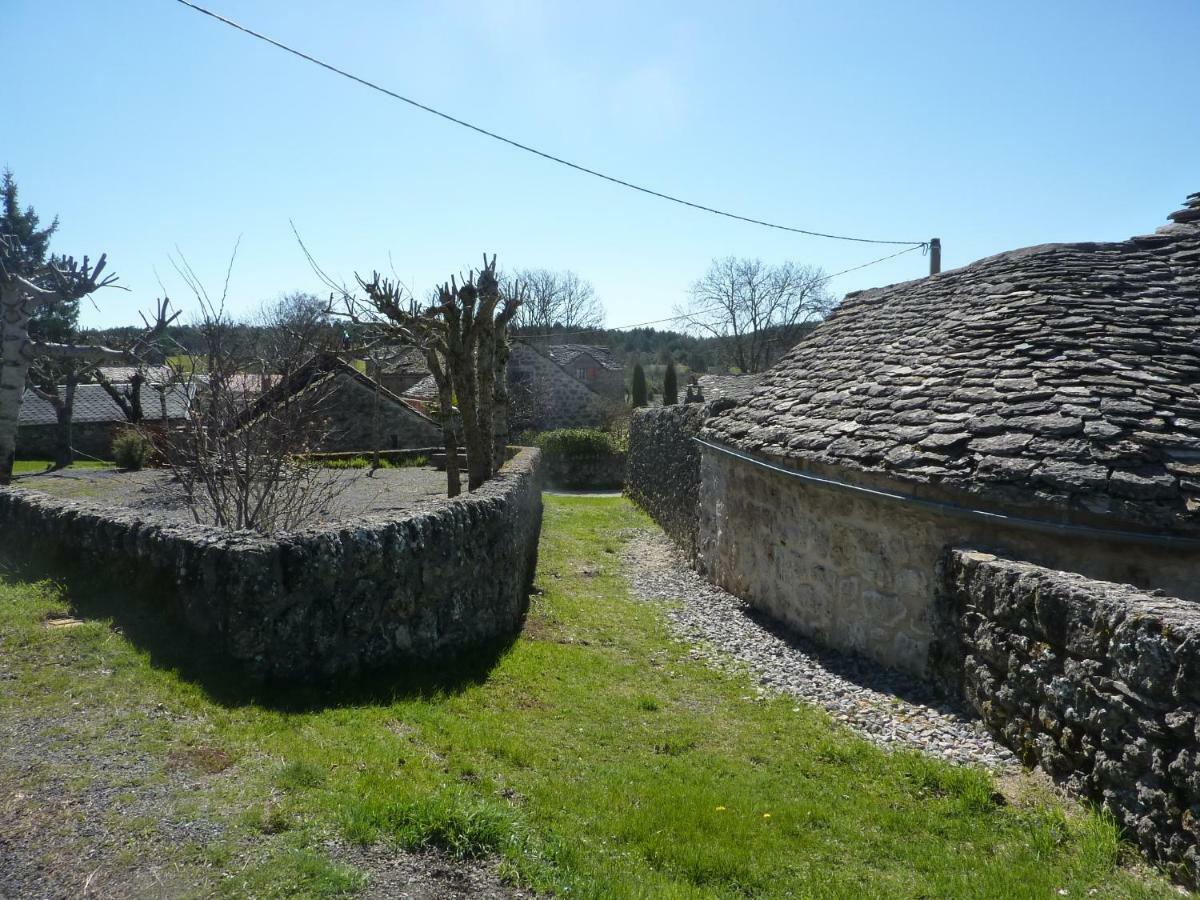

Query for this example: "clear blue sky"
[8,0,1199,330]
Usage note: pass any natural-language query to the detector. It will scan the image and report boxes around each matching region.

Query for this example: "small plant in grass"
[276,759,327,791]
[111,427,151,470]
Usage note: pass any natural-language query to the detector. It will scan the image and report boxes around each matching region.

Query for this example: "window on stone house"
[576,366,597,381]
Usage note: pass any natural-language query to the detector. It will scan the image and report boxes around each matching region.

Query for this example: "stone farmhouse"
[628,192,1200,880]
[506,341,623,431]
[245,353,442,452]
[17,380,191,460]
[367,346,430,397]
[698,192,1200,676]
[391,340,625,432]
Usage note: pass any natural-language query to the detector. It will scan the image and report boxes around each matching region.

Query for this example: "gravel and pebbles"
[620,527,1019,771]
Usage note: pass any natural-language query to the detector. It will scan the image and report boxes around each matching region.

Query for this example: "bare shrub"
[163,251,346,533]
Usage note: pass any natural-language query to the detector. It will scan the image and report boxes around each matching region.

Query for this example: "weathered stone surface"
[703,197,1200,534]
[0,449,544,682]
[940,550,1200,887]
[627,400,732,557]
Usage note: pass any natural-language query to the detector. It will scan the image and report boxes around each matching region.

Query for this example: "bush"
[111,427,152,471]
[532,428,624,458]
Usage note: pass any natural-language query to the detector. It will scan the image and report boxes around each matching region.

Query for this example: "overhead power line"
[174,0,928,248]
[546,243,925,339]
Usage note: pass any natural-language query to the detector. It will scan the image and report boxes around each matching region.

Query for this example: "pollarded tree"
[356,255,523,494]
[1,173,120,483]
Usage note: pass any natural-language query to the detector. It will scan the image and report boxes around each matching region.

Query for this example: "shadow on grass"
[0,548,519,715]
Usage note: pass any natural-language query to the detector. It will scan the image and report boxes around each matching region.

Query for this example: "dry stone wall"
[539,452,626,490]
[941,549,1200,886]
[626,401,734,557]
[0,448,543,682]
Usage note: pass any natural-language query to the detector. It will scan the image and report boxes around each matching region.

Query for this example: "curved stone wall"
[0,448,543,682]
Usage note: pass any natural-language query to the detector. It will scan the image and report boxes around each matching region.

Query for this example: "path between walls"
[618,525,1019,771]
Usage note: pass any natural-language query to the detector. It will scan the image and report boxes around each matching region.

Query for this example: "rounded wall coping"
[697,437,1200,550]
[0,446,543,552]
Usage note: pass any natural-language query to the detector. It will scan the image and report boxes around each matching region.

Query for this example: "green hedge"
[530,428,626,458]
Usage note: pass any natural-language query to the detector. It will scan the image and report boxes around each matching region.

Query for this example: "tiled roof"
[372,346,430,374]
[402,374,439,401]
[543,344,622,371]
[695,374,761,401]
[704,192,1200,534]
[96,365,172,384]
[19,383,192,427]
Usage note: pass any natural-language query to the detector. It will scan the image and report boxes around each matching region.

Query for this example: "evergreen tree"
[631,363,648,408]
[1,173,76,343]
[663,361,678,405]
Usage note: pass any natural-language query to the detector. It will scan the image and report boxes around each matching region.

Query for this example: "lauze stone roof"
[704,192,1200,534]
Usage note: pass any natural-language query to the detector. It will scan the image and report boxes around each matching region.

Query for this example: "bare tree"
[355,277,464,497]
[162,251,343,533]
[504,269,603,336]
[356,256,522,493]
[675,257,834,374]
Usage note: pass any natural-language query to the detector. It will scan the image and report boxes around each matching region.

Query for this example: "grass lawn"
[12,459,115,475]
[0,496,1180,897]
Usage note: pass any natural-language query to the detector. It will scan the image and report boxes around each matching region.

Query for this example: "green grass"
[0,497,1180,897]
[12,459,115,474]
[314,455,429,470]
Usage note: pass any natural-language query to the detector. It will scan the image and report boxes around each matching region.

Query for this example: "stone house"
[538,344,625,403]
[692,193,1200,678]
[366,346,431,397]
[246,354,442,452]
[17,382,191,460]
[505,342,622,431]
[394,340,624,432]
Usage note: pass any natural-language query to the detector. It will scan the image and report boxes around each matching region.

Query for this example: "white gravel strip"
[620,528,1018,771]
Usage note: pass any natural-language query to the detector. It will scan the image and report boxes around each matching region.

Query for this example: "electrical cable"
[174,0,928,248]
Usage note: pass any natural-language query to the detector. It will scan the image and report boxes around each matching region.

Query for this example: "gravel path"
[620,528,1018,771]
[16,466,449,526]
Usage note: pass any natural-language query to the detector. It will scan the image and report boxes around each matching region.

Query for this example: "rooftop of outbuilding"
[703,193,1200,534]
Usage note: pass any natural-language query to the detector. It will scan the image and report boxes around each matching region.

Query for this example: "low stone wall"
[626,401,733,556]
[0,448,543,682]
[539,451,626,490]
[942,549,1200,886]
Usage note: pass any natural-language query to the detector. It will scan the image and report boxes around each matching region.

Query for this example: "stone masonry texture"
[704,194,1200,535]
[0,448,543,682]
[626,400,735,558]
[941,548,1200,887]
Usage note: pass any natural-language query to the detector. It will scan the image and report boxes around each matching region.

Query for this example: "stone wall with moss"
[941,549,1200,887]
[626,401,734,557]
[0,448,543,682]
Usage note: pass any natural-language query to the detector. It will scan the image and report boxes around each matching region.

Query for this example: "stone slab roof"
[543,344,622,371]
[246,354,440,427]
[372,346,429,375]
[402,374,439,401]
[695,374,762,402]
[20,383,192,427]
[704,193,1200,534]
